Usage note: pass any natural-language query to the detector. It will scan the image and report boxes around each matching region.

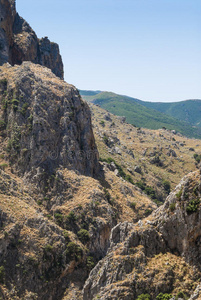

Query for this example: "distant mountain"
[79,90,201,139]
[135,99,201,128]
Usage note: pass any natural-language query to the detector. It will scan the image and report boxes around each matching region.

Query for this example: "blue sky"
[16,0,201,102]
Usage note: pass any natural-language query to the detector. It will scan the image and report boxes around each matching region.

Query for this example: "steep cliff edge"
[0,0,63,78]
[83,170,201,300]
[0,61,99,181]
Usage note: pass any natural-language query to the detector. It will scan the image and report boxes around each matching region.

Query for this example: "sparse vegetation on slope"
[89,102,201,205]
[80,90,201,139]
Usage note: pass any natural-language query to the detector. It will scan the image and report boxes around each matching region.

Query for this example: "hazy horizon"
[16,0,201,103]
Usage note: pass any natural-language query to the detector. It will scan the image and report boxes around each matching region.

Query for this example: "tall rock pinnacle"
[0,0,64,79]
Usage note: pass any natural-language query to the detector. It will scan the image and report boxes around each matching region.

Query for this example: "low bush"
[130,202,136,210]
[162,180,171,194]
[77,229,90,244]
[0,163,8,170]
[65,242,83,261]
[54,212,63,225]
[156,293,172,300]
[0,266,5,283]
[66,211,76,223]
[169,203,176,211]
[136,294,151,300]
[186,199,200,214]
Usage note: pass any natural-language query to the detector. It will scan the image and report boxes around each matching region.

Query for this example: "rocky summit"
[0,1,201,300]
[0,0,63,78]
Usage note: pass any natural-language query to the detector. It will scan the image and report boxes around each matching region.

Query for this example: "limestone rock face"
[0,0,64,78]
[83,171,201,300]
[0,62,99,182]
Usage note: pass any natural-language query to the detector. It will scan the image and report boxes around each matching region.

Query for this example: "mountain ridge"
[0,0,64,78]
[80,90,201,139]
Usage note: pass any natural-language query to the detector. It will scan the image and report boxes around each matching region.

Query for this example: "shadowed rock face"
[0,62,99,182]
[0,0,64,78]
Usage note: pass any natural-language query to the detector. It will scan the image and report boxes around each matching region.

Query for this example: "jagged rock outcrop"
[83,170,201,300]
[0,0,63,78]
[0,62,99,183]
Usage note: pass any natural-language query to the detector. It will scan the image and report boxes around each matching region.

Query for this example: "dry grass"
[90,103,201,199]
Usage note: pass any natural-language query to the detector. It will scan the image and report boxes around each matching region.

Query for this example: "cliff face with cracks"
[83,170,201,300]
[1,1,201,300]
[0,62,102,300]
[0,0,64,78]
[0,62,99,182]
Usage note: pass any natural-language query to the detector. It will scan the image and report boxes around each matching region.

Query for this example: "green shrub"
[100,120,105,126]
[0,266,5,283]
[65,242,83,261]
[162,180,171,194]
[44,244,53,252]
[99,157,114,164]
[156,293,172,300]
[20,103,29,116]
[169,203,176,211]
[63,230,70,242]
[144,186,156,200]
[145,208,153,216]
[12,98,19,112]
[136,294,151,300]
[77,229,90,244]
[99,157,133,183]
[0,163,8,170]
[54,212,63,225]
[103,135,109,145]
[176,291,187,300]
[66,211,76,223]
[0,78,7,86]
[193,153,201,163]
[28,114,33,131]
[193,186,198,196]
[104,188,111,201]
[125,174,134,184]
[176,189,182,200]
[0,119,5,131]
[136,180,146,190]
[86,256,95,270]
[136,181,159,202]
[130,202,136,210]
[186,199,200,214]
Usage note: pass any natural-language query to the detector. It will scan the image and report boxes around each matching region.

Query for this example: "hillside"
[1,2,201,300]
[80,90,201,139]
[0,62,160,300]
[83,169,201,300]
[90,102,201,205]
[135,98,201,128]
[1,66,201,298]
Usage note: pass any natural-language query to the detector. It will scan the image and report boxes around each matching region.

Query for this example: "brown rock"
[0,62,99,182]
[0,0,64,78]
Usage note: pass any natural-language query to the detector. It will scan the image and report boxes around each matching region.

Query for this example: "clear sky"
[16,0,201,102]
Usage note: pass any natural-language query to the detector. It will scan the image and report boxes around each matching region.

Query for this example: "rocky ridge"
[0,0,63,78]
[83,170,201,300]
[0,62,98,180]
[0,1,201,299]
[0,62,157,299]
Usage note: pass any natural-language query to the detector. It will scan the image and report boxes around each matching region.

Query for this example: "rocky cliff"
[0,1,201,300]
[83,170,201,300]
[0,61,98,181]
[0,0,63,78]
